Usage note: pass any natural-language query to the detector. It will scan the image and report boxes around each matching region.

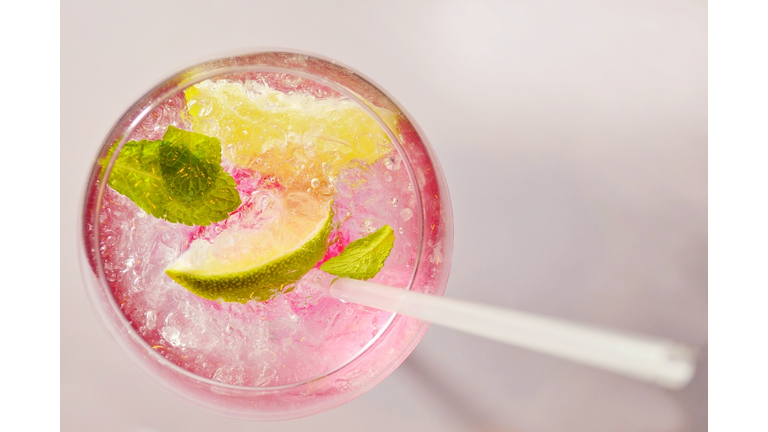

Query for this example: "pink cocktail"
[80,51,453,420]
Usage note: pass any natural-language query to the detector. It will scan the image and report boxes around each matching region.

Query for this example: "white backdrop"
[61,1,707,431]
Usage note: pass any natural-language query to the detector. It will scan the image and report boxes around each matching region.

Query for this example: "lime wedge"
[165,192,333,303]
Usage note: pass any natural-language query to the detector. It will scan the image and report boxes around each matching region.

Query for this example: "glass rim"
[81,51,430,392]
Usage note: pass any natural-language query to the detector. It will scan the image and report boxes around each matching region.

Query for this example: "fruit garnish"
[184,80,398,192]
[165,192,333,303]
[321,225,395,280]
[101,126,240,226]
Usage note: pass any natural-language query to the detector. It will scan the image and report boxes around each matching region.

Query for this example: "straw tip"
[652,344,699,390]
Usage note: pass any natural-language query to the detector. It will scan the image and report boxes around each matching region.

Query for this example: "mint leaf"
[102,126,241,226]
[320,225,395,280]
[159,134,217,202]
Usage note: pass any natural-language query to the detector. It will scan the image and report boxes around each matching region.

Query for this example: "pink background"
[61,1,707,431]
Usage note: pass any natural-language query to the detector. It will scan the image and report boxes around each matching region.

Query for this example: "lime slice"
[165,192,333,303]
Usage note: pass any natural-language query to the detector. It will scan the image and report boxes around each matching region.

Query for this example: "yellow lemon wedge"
[184,80,398,192]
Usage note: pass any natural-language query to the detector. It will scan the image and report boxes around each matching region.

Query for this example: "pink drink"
[81,52,452,419]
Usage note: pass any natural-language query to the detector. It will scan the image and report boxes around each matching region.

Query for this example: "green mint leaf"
[159,128,219,202]
[320,225,395,280]
[102,126,241,226]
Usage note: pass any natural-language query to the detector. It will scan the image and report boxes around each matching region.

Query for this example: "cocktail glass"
[79,51,453,420]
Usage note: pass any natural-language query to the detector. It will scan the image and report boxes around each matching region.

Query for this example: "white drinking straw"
[329,278,697,390]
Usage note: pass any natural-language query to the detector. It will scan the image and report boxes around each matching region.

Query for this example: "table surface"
[61,1,707,431]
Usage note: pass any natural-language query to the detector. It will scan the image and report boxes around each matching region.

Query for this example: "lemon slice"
[166,192,333,303]
[185,80,398,191]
